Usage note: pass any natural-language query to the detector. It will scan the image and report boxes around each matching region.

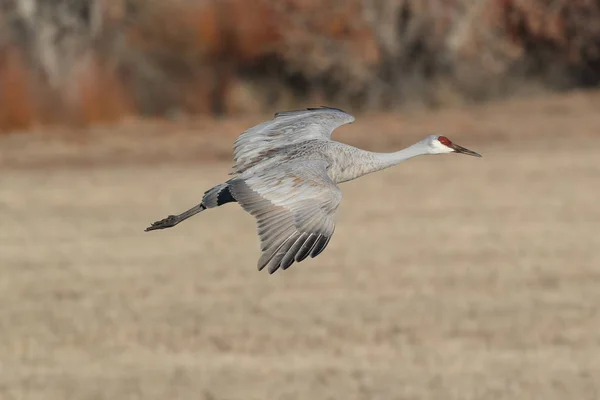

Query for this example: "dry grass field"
[1,92,600,399]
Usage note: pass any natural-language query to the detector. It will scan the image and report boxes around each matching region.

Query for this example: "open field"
[1,93,600,399]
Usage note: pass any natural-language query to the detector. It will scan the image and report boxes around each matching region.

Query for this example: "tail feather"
[202,182,237,209]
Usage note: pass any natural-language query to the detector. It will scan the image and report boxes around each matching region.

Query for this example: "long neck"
[330,141,429,183]
[368,142,429,172]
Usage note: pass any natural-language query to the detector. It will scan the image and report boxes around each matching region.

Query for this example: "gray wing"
[231,106,354,175]
[229,160,342,273]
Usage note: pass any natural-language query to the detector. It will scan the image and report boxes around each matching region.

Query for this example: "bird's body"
[146,107,481,273]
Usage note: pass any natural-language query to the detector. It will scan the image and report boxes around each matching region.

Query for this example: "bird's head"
[426,135,482,157]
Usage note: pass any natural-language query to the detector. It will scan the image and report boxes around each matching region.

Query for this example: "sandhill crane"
[145,107,481,273]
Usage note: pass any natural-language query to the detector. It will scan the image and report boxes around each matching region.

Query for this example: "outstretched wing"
[229,160,342,273]
[231,106,354,175]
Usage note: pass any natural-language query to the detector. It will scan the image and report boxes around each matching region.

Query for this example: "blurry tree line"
[1,0,600,131]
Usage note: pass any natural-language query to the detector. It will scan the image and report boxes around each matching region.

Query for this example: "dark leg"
[144,203,206,232]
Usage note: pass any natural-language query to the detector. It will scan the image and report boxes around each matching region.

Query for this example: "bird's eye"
[438,136,452,146]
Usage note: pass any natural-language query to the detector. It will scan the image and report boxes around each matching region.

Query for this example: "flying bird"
[145,107,481,273]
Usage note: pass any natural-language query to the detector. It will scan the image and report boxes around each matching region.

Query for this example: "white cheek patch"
[431,140,455,154]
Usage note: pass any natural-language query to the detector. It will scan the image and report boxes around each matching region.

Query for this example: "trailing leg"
[144,203,206,231]
[144,182,237,232]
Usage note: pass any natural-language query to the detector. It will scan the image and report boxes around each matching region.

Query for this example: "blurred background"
[1,1,600,399]
[1,0,600,128]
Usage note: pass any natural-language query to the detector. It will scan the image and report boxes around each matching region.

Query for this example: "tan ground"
[1,92,600,399]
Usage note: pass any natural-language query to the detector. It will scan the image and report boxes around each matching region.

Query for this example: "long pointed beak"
[450,143,482,158]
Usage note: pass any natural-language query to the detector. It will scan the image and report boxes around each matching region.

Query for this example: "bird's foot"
[144,215,179,231]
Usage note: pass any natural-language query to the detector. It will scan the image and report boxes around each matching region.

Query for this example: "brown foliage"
[499,0,600,82]
[0,0,600,132]
[0,47,36,131]
[68,55,135,126]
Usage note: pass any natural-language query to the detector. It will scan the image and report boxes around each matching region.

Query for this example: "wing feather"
[295,234,319,262]
[231,107,354,175]
[281,233,310,270]
[229,160,342,273]
[310,233,333,258]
